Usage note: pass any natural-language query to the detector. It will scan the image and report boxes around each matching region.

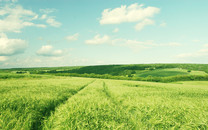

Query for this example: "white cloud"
[0,0,18,2]
[46,17,61,27]
[204,44,208,47]
[66,33,79,42]
[40,14,47,20]
[12,0,18,2]
[160,22,167,27]
[40,8,57,14]
[198,49,208,53]
[176,44,208,62]
[192,40,200,43]
[177,44,208,59]
[85,34,110,45]
[100,3,160,25]
[39,8,61,27]
[0,33,27,56]
[167,42,182,47]
[113,28,119,33]
[0,56,8,62]
[177,49,208,58]
[85,34,181,52]
[135,19,154,31]
[0,5,46,33]
[36,45,65,57]
[122,40,182,52]
[121,39,149,52]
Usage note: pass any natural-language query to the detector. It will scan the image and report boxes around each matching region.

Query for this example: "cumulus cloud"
[160,22,167,27]
[39,8,61,27]
[113,28,119,33]
[167,42,182,47]
[0,56,8,62]
[121,39,150,52]
[204,44,208,47]
[0,33,27,56]
[0,0,18,2]
[0,4,61,33]
[100,3,160,30]
[192,40,200,43]
[117,40,182,52]
[85,34,110,45]
[177,48,208,59]
[0,5,46,33]
[40,14,47,19]
[36,45,65,57]
[85,34,181,52]
[66,33,79,42]
[135,19,154,31]
[46,18,61,27]
[39,8,57,14]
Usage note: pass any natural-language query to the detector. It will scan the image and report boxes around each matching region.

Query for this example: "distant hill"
[1,64,208,82]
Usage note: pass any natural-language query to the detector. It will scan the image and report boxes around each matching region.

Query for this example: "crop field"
[1,75,208,129]
[135,68,208,77]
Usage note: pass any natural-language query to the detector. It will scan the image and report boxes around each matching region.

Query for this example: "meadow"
[3,64,208,83]
[0,76,94,129]
[0,73,208,129]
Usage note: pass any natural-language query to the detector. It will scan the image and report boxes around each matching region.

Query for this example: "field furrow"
[33,79,96,130]
[0,77,94,130]
[1,76,208,129]
[43,80,136,129]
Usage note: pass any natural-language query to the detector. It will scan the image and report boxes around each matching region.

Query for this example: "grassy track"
[43,80,136,129]
[0,77,94,129]
[43,79,208,129]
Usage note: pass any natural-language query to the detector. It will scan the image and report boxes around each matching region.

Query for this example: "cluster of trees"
[53,73,208,83]
[16,71,27,74]
[0,74,42,79]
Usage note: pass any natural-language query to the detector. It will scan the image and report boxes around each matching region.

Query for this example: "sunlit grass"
[0,77,93,129]
[43,79,208,129]
[136,68,208,77]
[1,75,208,129]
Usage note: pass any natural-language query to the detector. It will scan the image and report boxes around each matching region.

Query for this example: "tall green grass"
[0,77,93,129]
[43,80,136,129]
[43,79,208,129]
[1,76,208,129]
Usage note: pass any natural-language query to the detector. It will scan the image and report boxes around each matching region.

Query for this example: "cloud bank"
[85,34,110,45]
[100,3,160,31]
[66,33,79,42]
[36,45,65,57]
[0,33,27,56]
[0,5,46,33]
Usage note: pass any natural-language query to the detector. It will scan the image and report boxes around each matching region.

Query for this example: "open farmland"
[0,77,94,129]
[1,0,208,129]
[1,75,208,129]
[135,68,208,77]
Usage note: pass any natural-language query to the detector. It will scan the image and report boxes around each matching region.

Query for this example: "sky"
[0,0,208,68]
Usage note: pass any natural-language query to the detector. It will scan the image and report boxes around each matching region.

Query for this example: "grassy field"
[1,64,208,82]
[136,68,208,77]
[0,77,94,129]
[1,75,208,129]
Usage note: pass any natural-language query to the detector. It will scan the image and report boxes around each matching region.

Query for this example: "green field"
[136,68,208,77]
[2,64,208,82]
[1,75,208,129]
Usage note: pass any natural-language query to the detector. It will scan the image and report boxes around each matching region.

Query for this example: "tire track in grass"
[102,81,137,128]
[32,80,96,130]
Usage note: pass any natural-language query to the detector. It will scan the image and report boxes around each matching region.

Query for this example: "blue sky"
[0,0,208,68]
